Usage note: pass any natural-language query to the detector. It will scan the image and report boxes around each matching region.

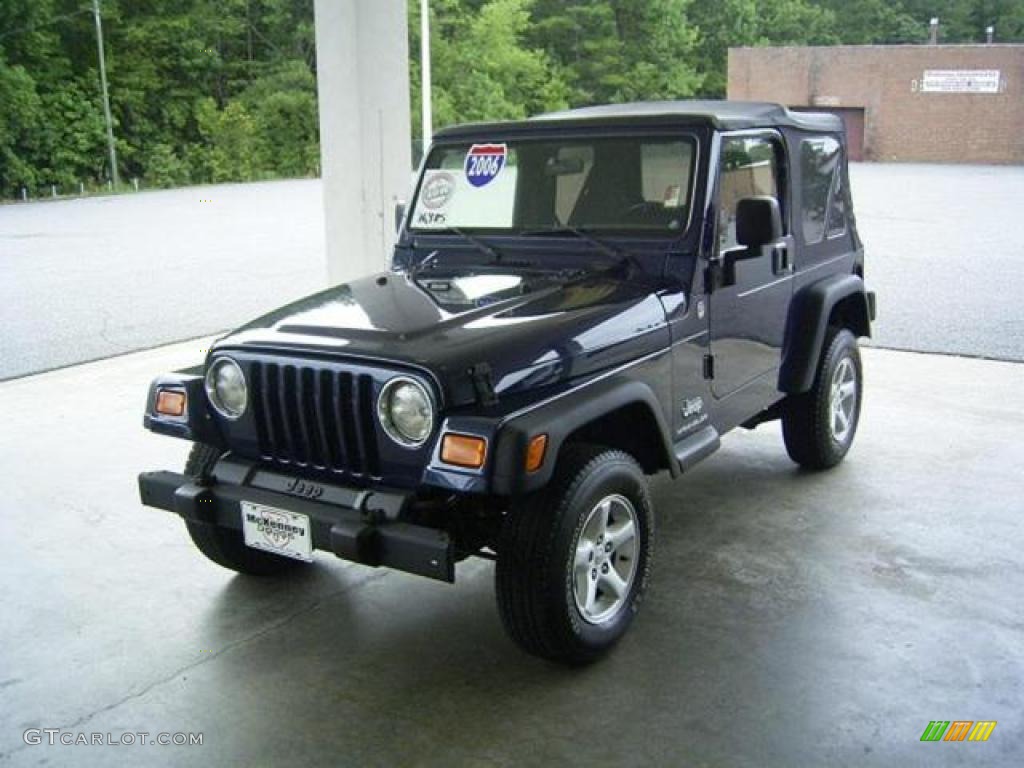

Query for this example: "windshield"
[410,136,698,234]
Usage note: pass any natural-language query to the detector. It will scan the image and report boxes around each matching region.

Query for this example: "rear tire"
[782,328,862,470]
[495,445,653,664]
[183,443,306,577]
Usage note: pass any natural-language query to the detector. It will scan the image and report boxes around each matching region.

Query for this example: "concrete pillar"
[314,0,413,285]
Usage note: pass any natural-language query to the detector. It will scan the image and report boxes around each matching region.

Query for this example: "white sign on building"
[921,70,1002,94]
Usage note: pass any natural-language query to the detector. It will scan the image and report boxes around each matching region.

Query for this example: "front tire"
[782,327,863,470]
[495,445,654,664]
[183,443,306,577]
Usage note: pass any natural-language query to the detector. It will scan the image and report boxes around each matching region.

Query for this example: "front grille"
[249,361,381,477]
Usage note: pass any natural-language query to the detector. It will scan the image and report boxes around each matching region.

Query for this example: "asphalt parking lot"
[1,164,1023,381]
[852,163,1024,361]
[1,340,1021,767]
[0,180,325,381]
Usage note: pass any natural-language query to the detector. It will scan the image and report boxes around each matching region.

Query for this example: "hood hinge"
[468,363,498,406]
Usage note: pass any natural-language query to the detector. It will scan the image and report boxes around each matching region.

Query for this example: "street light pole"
[420,0,432,157]
[92,0,119,188]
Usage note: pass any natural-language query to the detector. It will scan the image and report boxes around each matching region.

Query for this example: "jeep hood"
[212,269,670,407]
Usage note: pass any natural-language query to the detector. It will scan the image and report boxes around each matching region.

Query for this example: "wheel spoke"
[583,569,598,613]
[575,541,594,569]
[835,406,849,431]
[595,499,611,538]
[839,380,856,403]
[606,518,636,551]
[599,567,628,599]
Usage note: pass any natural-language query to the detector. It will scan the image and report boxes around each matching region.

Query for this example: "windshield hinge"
[703,354,715,380]
[468,363,498,407]
[704,261,723,294]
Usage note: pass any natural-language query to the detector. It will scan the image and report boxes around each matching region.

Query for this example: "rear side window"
[827,160,847,238]
[800,137,845,244]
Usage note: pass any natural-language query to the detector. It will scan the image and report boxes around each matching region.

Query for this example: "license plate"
[240,501,313,562]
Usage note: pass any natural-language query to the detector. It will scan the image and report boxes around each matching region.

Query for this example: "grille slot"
[250,361,380,477]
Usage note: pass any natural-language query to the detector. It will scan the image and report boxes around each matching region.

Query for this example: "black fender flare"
[143,369,226,448]
[780,273,872,394]
[490,377,677,496]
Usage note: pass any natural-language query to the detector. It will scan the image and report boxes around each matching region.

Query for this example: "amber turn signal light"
[441,433,487,469]
[155,389,186,418]
[525,434,548,473]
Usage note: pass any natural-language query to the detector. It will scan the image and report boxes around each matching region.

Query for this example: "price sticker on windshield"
[465,144,507,188]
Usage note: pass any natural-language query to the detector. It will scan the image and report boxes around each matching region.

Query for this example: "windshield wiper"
[520,226,643,274]
[413,227,503,265]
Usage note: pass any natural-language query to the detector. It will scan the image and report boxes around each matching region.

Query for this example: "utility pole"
[420,0,432,157]
[93,0,119,188]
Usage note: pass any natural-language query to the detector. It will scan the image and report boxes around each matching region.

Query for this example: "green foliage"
[144,142,191,188]
[196,98,259,182]
[241,61,320,177]
[411,0,570,128]
[2,0,1023,195]
[0,0,320,194]
[0,60,39,188]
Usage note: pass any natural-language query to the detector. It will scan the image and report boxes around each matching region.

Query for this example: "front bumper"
[138,459,455,582]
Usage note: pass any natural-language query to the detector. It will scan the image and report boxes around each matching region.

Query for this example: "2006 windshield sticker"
[465,144,507,188]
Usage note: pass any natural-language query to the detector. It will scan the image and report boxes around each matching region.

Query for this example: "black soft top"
[435,100,843,139]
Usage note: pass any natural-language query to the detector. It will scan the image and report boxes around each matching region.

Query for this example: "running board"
[674,426,721,472]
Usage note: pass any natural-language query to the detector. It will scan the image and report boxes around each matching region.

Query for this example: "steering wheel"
[617,200,669,223]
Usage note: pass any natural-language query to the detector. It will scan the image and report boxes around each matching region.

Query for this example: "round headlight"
[377,378,434,447]
[205,358,248,420]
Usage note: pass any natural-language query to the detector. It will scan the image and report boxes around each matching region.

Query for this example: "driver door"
[708,132,794,400]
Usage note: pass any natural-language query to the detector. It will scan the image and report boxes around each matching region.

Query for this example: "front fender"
[143,368,226,448]
[490,377,676,496]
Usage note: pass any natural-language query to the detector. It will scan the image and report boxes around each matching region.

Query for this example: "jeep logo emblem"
[284,477,324,500]
[682,397,704,419]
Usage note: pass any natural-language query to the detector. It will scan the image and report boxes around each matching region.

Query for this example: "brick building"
[728,45,1023,164]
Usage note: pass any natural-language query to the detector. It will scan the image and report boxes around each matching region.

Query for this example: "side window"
[719,137,781,252]
[800,137,843,244]
[827,160,847,238]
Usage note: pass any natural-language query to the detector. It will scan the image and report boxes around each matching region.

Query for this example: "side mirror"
[735,196,783,249]
[718,196,784,288]
[394,201,407,234]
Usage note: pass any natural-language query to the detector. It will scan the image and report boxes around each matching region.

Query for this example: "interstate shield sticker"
[465,143,507,188]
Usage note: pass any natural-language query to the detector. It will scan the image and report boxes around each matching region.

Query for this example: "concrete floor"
[0,341,1021,767]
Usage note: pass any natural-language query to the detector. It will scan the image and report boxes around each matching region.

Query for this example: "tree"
[411,0,570,133]
[689,0,838,97]
[818,0,923,44]
[195,97,260,182]
[531,0,702,103]
[3,0,1023,195]
[241,59,320,177]
[0,58,43,192]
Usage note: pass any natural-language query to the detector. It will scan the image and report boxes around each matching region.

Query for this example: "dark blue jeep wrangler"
[139,101,875,664]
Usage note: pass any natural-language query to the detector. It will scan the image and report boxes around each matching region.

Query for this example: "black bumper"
[138,461,455,582]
